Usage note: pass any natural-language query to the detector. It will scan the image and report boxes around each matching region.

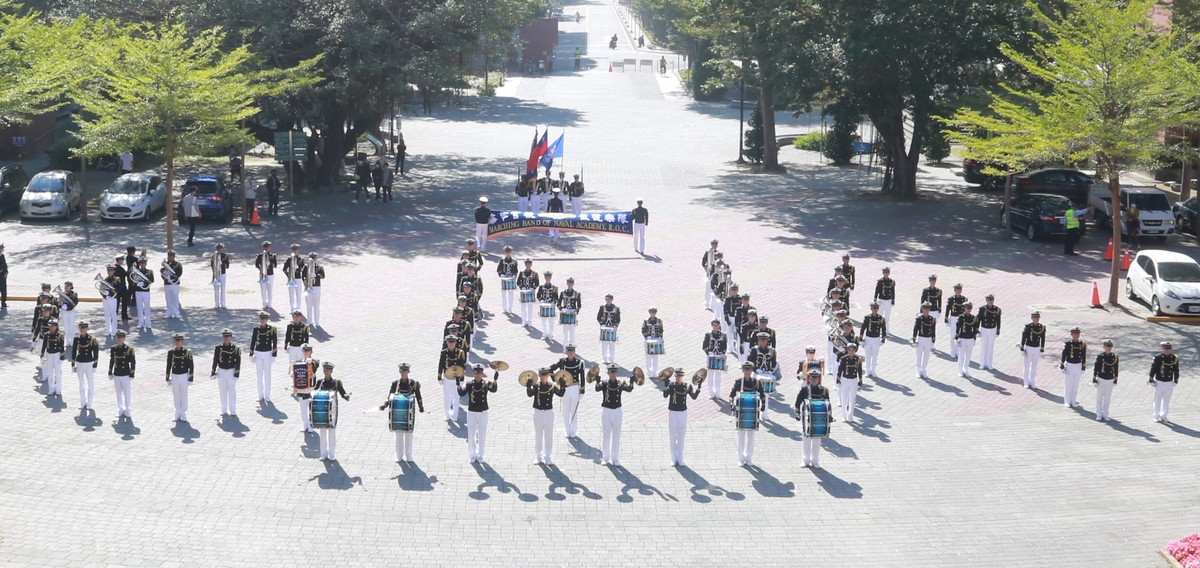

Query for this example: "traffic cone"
[1090,281,1102,307]
[1103,238,1113,261]
[609,62,613,72]
[249,205,261,226]
[1121,247,1132,271]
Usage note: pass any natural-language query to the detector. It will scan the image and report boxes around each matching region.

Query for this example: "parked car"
[19,170,82,220]
[1088,185,1175,241]
[1012,168,1093,205]
[0,164,30,213]
[175,175,233,223]
[1126,250,1200,316]
[1001,193,1073,241]
[99,172,166,221]
[962,158,1005,189]
[1172,195,1200,235]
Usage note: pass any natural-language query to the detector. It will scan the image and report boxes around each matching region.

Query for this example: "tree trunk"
[759,78,780,171]
[165,128,175,250]
[871,108,919,198]
[313,119,360,187]
[1101,153,1123,305]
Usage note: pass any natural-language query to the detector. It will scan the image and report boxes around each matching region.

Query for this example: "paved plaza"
[2,2,1199,566]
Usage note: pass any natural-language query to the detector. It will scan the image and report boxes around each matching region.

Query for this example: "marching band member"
[58,281,78,346]
[108,329,135,419]
[921,276,943,349]
[162,250,183,319]
[529,368,565,464]
[558,277,581,346]
[1092,340,1118,421]
[132,257,154,330]
[313,362,350,460]
[703,319,727,398]
[70,321,99,405]
[291,353,317,433]
[102,266,122,336]
[597,364,633,466]
[458,363,498,463]
[830,274,849,314]
[1059,327,1087,408]
[531,177,544,214]
[445,307,474,352]
[165,334,195,422]
[664,368,700,466]
[497,246,518,314]
[733,297,754,358]
[701,240,719,309]
[737,309,760,362]
[283,244,304,313]
[631,198,648,254]
[912,303,936,379]
[212,243,230,309]
[795,369,832,468]
[550,345,586,437]
[840,253,856,300]
[302,252,324,328]
[709,260,728,314]
[40,319,66,401]
[255,241,277,311]
[568,174,585,215]
[822,288,845,329]
[438,335,468,421]
[826,268,844,297]
[798,345,825,380]
[31,303,53,381]
[977,294,1002,370]
[597,294,621,364]
[461,269,483,322]
[456,295,477,327]
[250,311,278,402]
[536,271,559,342]
[837,343,864,422]
[755,317,777,349]
[1020,312,1046,390]
[730,361,766,467]
[381,363,424,462]
[114,254,130,321]
[831,320,855,366]
[722,283,741,340]
[547,187,564,243]
[474,197,491,251]
[955,302,979,378]
[859,302,887,378]
[211,329,242,416]
[944,284,967,358]
[284,311,309,363]
[516,259,539,327]
[1149,342,1180,423]
[749,331,779,420]
[873,267,895,326]
[641,307,664,377]
[465,238,484,270]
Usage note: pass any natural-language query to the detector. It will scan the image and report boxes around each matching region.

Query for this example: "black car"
[962,158,1005,189]
[1001,193,1074,241]
[1013,168,1092,205]
[0,164,30,213]
[1174,196,1199,235]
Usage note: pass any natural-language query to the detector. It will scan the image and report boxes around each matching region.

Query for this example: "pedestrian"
[1020,312,1046,389]
[1149,341,1180,423]
[381,161,394,203]
[574,47,581,70]
[266,170,282,216]
[353,153,370,204]
[1063,203,1092,256]
[119,150,134,174]
[1092,339,1118,421]
[183,187,200,247]
[474,197,491,251]
[1124,203,1140,249]
[638,35,644,48]
[228,149,243,185]
[659,56,666,75]
[1059,327,1087,408]
[0,242,7,309]
[632,198,649,254]
[372,160,384,203]
[242,177,257,224]
[396,135,407,176]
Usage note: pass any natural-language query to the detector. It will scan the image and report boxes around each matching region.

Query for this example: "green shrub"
[46,136,83,171]
[743,102,764,164]
[792,131,826,152]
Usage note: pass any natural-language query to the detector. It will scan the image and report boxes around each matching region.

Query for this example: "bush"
[743,102,764,164]
[46,136,83,171]
[921,118,951,163]
[793,131,826,152]
[825,99,858,165]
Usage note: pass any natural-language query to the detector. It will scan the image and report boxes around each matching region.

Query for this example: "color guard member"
[568,174,584,215]
[642,307,664,377]
[860,302,887,378]
[381,363,424,462]
[597,364,634,466]
[730,361,766,466]
[1020,312,1046,389]
[703,319,728,398]
[945,284,967,358]
[664,368,700,466]
[795,369,831,468]
[912,303,936,379]
[558,277,582,346]
[108,329,135,419]
[283,244,304,313]
[977,294,1002,369]
[255,240,277,311]
[1059,327,1087,408]
[162,250,183,319]
[515,177,531,214]
[166,333,195,422]
[439,335,468,421]
[597,294,621,363]
[536,271,559,342]
[250,312,278,402]
[550,345,586,437]
[517,259,539,327]
[873,267,895,325]
[955,302,979,378]
[313,362,350,460]
[70,321,99,404]
[497,246,518,314]
[837,343,863,422]
[211,329,242,416]
[529,368,565,464]
[1149,342,1180,423]
[459,363,498,462]
[1092,340,1118,421]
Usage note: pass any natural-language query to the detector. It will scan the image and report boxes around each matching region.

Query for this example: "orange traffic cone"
[1103,238,1113,261]
[249,205,261,226]
[1121,247,1132,270]
[608,62,613,72]
[1090,281,1102,307]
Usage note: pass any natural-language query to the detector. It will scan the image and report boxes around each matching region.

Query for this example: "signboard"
[852,141,872,154]
[487,211,633,237]
[11,136,26,147]
[273,131,307,161]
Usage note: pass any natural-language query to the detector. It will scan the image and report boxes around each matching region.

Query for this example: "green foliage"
[792,131,824,152]
[743,102,763,164]
[825,99,858,165]
[45,136,82,170]
[0,2,81,127]
[920,117,951,163]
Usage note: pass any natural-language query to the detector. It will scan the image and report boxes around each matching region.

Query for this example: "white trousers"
[170,373,190,421]
[947,316,960,357]
[601,340,616,363]
[467,410,488,460]
[164,284,181,318]
[395,431,414,461]
[44,356,63,396]
[915,337,933,376]
[319,428,337,459]
[1095,378,1114,420]
[979,327,997,368]
[541,316,555,341]
[288,279,303,312]
[520,298,534,326]
[135,291,151,328]
[531,194,541,213]
[802,435,821,467]
[737,430,756,464]
[826,341,837,374]
[73,364,94,404]
[306,287,321,327]
[561,385,581,437]
[548,228,559,243]
[601,407,623,464]
[877,299,893,327]
[442,376,461,421]
[703,276,713,308]
[102,298,118,335]
[1063,362,1083,407]
[216,368,237,414]
[839,378,858,422]
[518,196,529,215]
[213,274,227,308]
[645,353,659,377]
[501,289,514,313]
[60,310,76,346]
[562,324,576,346]
[113,374,131,416]
[1154,381,1175,421]
[259,274,274,309]
[668,410,687,464]
[863,336,882,376]
[571,196,582,215]
[475,223,489,251]
[298,398,312,431]
[957,339,976,376]
[254,352,274,401]
[633,222,646,253]
[287,346,304,365]
[707,369,723,398]
[534,409,554,461]
[1022,346,1041,388]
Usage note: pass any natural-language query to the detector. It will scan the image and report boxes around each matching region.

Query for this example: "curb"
[1159,548,1184,568]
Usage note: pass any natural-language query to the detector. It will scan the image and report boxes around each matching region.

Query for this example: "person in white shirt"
[243,178,258,224]
[119,151,133,174]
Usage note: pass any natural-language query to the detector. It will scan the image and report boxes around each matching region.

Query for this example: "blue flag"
[540,133,563,173]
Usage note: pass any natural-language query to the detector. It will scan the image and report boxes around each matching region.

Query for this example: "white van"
[1088,185,1175,241]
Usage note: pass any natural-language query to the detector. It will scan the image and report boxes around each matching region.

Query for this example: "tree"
[73,22,316,248]
[0,2,78,127]
[743,101,763,164]
[948,0,1200,304]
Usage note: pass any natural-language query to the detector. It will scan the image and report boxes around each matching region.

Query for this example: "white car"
[99,173,166,221]
[1126,250,1200,316]
[18,170,83,220]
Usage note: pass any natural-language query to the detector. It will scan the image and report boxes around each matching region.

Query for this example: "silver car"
[99,173,165,221]
[19,171,82,220]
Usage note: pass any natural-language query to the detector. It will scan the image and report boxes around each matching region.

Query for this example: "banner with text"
[487,211,633,237]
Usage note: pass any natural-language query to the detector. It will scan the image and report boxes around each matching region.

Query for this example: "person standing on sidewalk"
[353,154,370,204]
[183,188,200,247]
[632,198,649,254]
[574,48,581,70]
[266,170,282,216]
[242,177,257,224]
[381,162,394,203]
[119,150,134,175]
[1124,203,1141,249]
[396,135,407,176]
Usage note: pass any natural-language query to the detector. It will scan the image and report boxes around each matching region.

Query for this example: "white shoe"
[351,199,358,204]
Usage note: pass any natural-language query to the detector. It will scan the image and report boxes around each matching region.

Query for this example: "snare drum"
[755,372,777,394]
[500,277,517,291]
[559,309,577,325]
[600,326,618,343]
[388,393,415,432]
[519,289,535,303]
[803,399,831,437]
[311,390,339,429]
[706,353,726,370]
[735,391,760,430]
[644,338,665,355]
[539,303,556,319]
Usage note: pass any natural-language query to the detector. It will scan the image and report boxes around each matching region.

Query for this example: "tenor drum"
[706,353,727,371]
[559,309,577,325]
[644,338,665,355]
[755,372,777,394]
[519,289,535,303]
[388,393,415,432]
[311,391,339,429]
[539,303,556,319]
[599,326,618,343]
[735,391,760,430]
[803,399,831,437]
[500,277,517,291]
